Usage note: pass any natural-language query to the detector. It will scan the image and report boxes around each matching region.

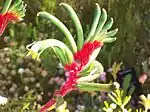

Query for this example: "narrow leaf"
[123,96,131,107]
[104,101,109,108]
[108,94,118,105]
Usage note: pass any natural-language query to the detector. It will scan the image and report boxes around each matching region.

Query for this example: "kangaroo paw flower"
[26,3,118,112]
[0,0,26,36]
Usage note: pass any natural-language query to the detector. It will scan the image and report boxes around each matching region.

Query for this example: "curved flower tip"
[112,82,120,89]
[26,42,41,60]
[0,95,8,105]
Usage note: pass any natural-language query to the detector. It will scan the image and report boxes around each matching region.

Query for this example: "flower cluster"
[26,3,118,112]
[0,0,26,36]
[40,41,104,112]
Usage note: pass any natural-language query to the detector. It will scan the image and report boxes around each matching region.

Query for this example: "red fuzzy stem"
[0,13,19,36]
[39,41,103,112]
[39,98,56,112]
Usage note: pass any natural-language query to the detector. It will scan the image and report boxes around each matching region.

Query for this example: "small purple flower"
[100,92,107,101]
[65,71,70,78]
[100,72,106,82]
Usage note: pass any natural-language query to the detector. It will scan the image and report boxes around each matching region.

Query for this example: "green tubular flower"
[37,12,77,53]
[85,4,118,44]
[60,3,84,50]
[76,82,116,92]
[8,0,27,20]
[86,3,101,42]
[26,39,74,65]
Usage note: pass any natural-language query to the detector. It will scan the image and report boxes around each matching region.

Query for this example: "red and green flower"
[26,3,118,112]
[0,0,26,36]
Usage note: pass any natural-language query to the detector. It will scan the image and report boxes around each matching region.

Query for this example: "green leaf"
[103,107,108,111]
[77,73,100,83]
[128,85,135,95]
[104,101,109,108]
[86,3,101,42]
[142,61,148,73]
[123,96,131,107]
[37,11,77,53]
[122,74,132,96]
[60,3,84,50]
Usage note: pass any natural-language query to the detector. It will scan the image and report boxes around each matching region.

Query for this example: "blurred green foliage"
[0,91,40,112]
[0,0,150,111]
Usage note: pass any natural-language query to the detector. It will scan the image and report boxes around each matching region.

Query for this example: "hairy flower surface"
[0,13,19,36]
[74,41,103,66]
